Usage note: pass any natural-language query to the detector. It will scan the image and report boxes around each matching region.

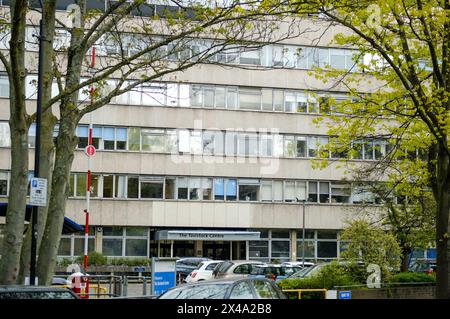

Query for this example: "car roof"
[0,286,76,294]
[225,260,267,265]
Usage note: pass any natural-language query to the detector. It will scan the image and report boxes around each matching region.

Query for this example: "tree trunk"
[400,246,411,273]
[435,149,450,299]
[0,0,29,285]
[36,116,78,285]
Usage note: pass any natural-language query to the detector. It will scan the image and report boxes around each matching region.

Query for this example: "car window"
[234,264,250,274]
[159,284,229,299]
[205,263,219,271]
[229,282,254,299]
[217,261,233,274]
[196,262,206,270]
[252,280,277,299]
[250,267,264,275]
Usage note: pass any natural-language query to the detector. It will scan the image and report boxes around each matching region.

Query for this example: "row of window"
[60,174,380,204]
[0,170,391,204]
[246,229,343,262]
[56,227,342,259]
[0,122,391,161]
[0,75,352,115]
[1,23,359,71]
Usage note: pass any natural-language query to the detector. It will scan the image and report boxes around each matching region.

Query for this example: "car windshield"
[159,284,229,299]
[216,261,234,274]
[289,267,312,278]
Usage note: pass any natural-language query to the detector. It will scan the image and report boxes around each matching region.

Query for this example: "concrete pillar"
[95,227,103,254]
[290,230,297,262]
[195,240,203,257]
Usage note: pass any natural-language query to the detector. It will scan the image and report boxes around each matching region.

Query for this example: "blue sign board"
[151,258,177,296]
[339,291,352,299]
[153,271,176,295]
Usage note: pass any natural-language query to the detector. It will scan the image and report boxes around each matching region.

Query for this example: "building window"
[239,88,261,110]
[284,136,296,157]
[261,181,272,202]
[238,179,259,201]
[317,241,338,258]
[226,178,237,201]
[102,227,123,257]
[319,182,330,203]
[0,122,10,147]
[249,241,269,260]
[331,182,351,203]
[115,175,126,198]
[127,176,139,198]
[165,177,176,199]
[102,127,115,150]
[128,127,141,151]
[77,126,89,149]
[308,181,318,202]
[259,134,273,157]
[140,177,164,199]
[177,177,188,199]
[125,227,148,257]
[190,131,202,154]
[225,132,237,155]
[0,172,8,196]
[141,129,165,152]
[215,178,238,201]
[238,132,258,156]
[103,175,114,198]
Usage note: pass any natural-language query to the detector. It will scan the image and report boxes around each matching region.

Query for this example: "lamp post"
[296,197,306,268]
[30,16,45,286]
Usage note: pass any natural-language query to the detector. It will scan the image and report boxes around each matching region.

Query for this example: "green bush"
[75,252,107,266]
[277,262,360,299]
[388,272,436,284]
[108,257,150,266]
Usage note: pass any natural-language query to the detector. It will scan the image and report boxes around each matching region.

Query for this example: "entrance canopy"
[155,230,260,241]
[0,203,84,234]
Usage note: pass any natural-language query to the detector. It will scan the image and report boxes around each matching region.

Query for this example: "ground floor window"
[102,227,149,257]
[57,227,95,258]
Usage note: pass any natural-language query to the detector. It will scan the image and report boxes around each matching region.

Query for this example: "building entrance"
[203,241,246,260]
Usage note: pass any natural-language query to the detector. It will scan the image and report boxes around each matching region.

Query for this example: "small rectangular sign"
[151,258,177,296]
[30,178,47,207]
[339,291,352,299]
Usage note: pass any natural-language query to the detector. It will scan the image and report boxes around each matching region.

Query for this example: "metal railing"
[282,288,328,299]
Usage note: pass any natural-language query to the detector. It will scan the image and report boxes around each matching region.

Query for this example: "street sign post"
[151,258,177,296]
[30,177,47,207]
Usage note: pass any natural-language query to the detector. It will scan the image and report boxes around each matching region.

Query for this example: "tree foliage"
[341,219,401,278]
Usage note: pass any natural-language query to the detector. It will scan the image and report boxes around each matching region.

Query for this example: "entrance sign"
[30,178,47,207]
[151,258,177,296]
[155,230,261,241]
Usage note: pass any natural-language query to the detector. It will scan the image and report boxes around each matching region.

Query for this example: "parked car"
[176,257,211,281]
[158,278,286,299]
[248,264,302,281]
[212,260,267,280]
[0,286,80,299]
[409,260,437,274]
[185,260,224,283]
[281,261,315,268]
[287,263,328,279]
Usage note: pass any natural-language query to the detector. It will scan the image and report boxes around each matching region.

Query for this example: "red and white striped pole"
[84,46,96,272]
[81,47,96,299]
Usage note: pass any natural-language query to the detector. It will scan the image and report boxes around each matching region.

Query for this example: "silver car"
[212,260,267,280]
